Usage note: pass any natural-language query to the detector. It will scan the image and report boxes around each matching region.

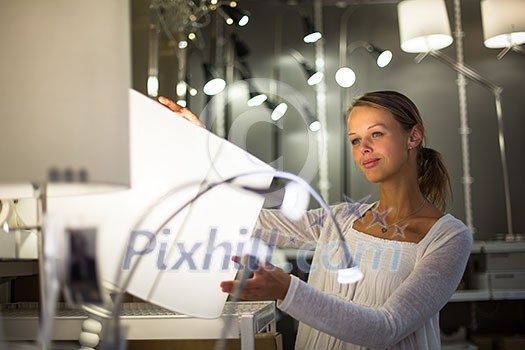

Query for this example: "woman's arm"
[278,222,472,348]
[254,206,330,249]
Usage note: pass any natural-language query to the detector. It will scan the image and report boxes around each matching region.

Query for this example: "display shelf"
[1,301,276,350]
[450,290,491,302]
[491,289,525,300]
[0,260,38,278]
[471,240,525,253]
[450,289,525,302]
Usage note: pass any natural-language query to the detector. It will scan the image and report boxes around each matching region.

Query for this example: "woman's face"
[347,106,412,183]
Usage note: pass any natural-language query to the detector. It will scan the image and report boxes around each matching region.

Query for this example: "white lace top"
[255,202,472,349]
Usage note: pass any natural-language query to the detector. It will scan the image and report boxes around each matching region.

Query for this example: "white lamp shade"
[0,1,131,198]
[49,90,274,318]
[481,0,525,48]
[397,0,453,53]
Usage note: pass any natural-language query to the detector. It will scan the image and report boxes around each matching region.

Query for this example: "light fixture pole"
[416,49,513,237]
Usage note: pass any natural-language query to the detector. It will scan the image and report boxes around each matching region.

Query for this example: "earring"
[408,146,413,150]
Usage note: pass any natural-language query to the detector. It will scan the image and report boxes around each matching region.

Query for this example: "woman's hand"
[158,96,206,128]
[220,260,292,301]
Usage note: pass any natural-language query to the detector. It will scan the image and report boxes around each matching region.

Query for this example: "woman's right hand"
[158,96,206,128]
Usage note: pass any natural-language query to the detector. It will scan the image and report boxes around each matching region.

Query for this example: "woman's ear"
[408,124,424,149]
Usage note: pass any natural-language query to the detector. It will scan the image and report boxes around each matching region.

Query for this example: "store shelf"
[1,301,276,349]
[450,290,491,302]
[491,289,525,300]
[0,260,38,278]
[450,289,525,302]
[471,240,525,254]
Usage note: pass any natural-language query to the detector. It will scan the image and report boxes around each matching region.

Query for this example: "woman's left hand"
[158,96,205,128]
[220,262,292,301]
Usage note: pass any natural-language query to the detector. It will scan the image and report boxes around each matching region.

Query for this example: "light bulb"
[309,120,321,132]
[247,94,268,107]
[203,78,226,96]
[238,15,249,27]
[335,67,356,88]
[377,50,392,68]
[307,71,323,86]
[147,76,159,97]
[271,103,288,121]
[304,31,322,44]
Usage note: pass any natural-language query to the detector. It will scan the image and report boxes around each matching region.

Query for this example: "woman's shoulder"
[433,214,472,237]
[419,213,473,253]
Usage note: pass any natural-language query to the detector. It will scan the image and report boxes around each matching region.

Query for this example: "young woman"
[160,91,473,349]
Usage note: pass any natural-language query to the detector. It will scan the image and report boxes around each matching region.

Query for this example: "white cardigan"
[255,202,472,349]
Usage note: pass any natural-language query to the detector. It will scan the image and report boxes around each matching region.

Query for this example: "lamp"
[304,106,321,132]
[247,82,269,107]
[481,0,525,57]
[266,100,289,122]
[335,41,393,88]
[175,81,198,108]
[399,0,514,236]
[176,81,198,97]
[302,15,323,44]
[0,0,131,348]
[415,50,514,237]
[148,3,160,97]
[202,63,227,96]
[289,49,324,86]
[231,56,269,108]
[47,90,277,332]
[364,42,393,68]
[217,5,250,27]
[397,0,453,53]
[335,67,357,88]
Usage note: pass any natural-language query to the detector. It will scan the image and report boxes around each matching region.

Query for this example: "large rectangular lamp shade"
[0,1,131,197]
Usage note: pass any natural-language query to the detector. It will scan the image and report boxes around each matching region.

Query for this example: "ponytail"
[417,147,452,211]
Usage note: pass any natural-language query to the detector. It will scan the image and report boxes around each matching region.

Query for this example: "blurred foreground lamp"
[202,63,226,96]
[0,0,130,197]
[0,0,130,347]
[397,0,453,53]
[481,0,525,57]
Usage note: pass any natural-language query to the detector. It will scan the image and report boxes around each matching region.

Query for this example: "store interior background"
[129,2,525,345]
[0,1,523,349]
[131,0,524,241]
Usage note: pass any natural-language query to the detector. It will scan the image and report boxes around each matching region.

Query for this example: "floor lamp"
[398,0,514,237]
[415,50,513,237]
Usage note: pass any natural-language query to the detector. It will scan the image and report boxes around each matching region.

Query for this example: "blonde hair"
[350,91,452,211]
